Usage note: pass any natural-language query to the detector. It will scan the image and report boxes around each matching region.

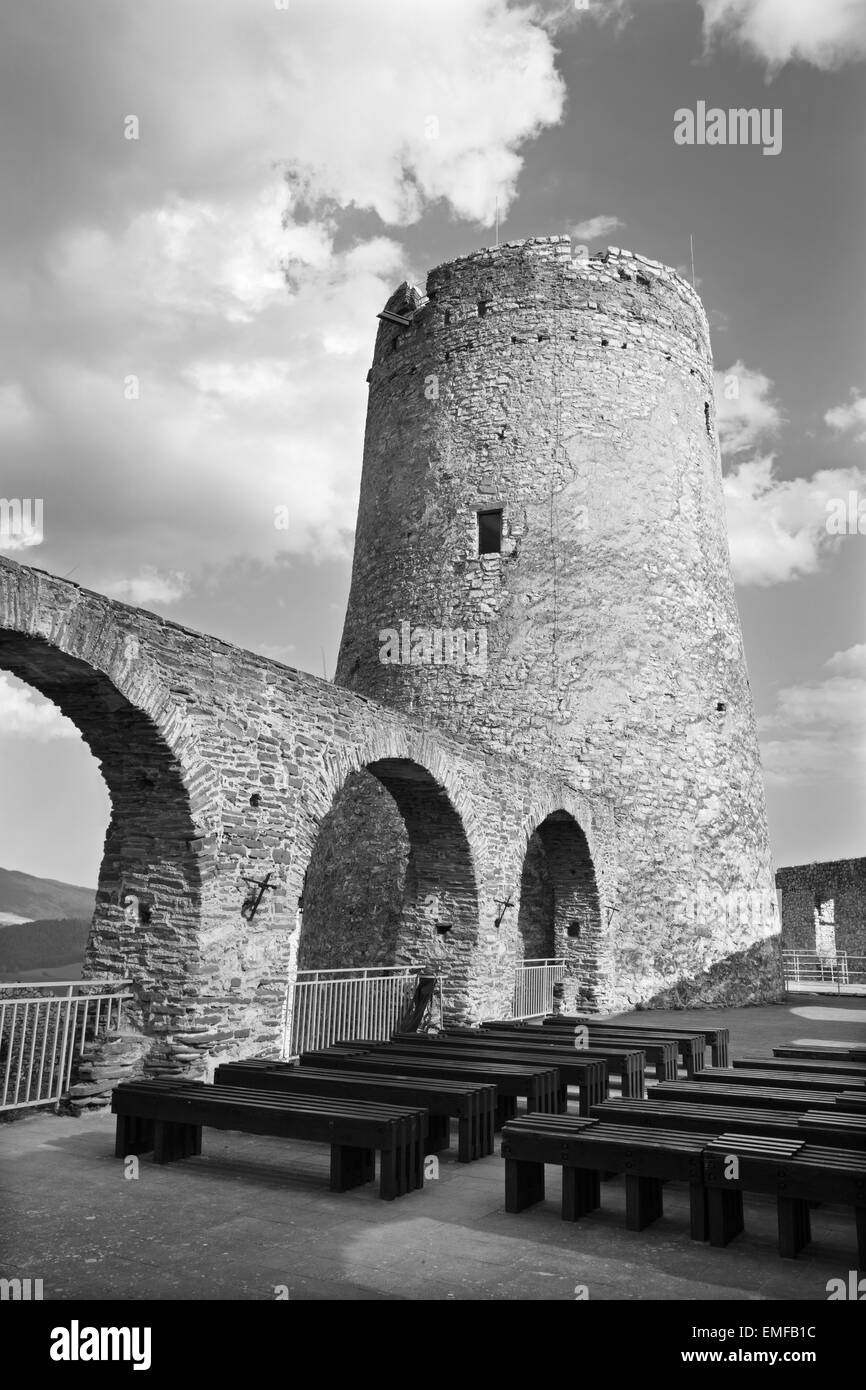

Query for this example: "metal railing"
[0,980,133,1112]
[511,958,568,1020]
[782,951,866,996]
[280,965,439,1060]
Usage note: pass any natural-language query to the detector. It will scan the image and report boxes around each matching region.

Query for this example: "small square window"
[477,509,502,555]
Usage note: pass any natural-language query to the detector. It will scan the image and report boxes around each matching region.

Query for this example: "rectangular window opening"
[477,508,502,555]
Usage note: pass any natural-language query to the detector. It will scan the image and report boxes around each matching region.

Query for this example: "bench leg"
[184,1124,202,1157]
[562,1166,600,1222]
[412,1123,425,1191]
[557,1083,569,1114]
[330,1143,373,1192]
[778,1197,811,1259]
[856,1207,866,1271]
[457,1113,472,1163]
[114,1113,154,1158]
[495,1095,518,1130]
[621,1070,639,1100]
[625,1174,664,1231]
[152,1120,198,1164]
[428,1113,451,1154]
[378,1144,398,1201]
[505,1157,545,1213]
[476,1098,494,1158]
[707,1188,744,1247]
[689,1184,709,1242]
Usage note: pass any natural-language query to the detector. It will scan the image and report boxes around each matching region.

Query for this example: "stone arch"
[292,731,482,1021]
[515,804,605,1011]
[0,570,210,1079]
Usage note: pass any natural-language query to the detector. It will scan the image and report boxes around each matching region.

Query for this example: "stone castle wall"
[0,556,618,1101]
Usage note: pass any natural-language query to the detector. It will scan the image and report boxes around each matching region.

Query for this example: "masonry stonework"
[0,555,616,1102]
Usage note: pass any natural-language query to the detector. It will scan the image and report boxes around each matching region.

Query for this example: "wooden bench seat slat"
[774,1044,866,1063]
[738,1056,866,1078]
[653,1081,849,1111]
[692,1067,866,1093]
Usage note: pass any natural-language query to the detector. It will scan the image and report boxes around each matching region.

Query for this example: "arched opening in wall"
[0,670,108,981]
[297,758,479,1016]
[516,811,602,1009]
[0,632,202,1057]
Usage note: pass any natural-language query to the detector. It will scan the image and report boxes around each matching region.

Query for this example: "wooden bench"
[692,1065,866,1095]
[737,1055,866,1079]
[774,1044,866,1064]
[541,1016,711,1075]
[591,1097,801,1140]
[798,1109,866,1151]
[300,1044,560,1127]
[391,1029,615,1107]
[501,1114,712,1238]
[703,1134,866,1264]
[465,1025,647,1096]
[364,1039,570,1117]
[837,1093,866,1113]
[214,1058,495,1162]
[111,1078,427,1201]
[493,1020,679,1082]
[591,1098,866,1151]
[652,1080,857,1112]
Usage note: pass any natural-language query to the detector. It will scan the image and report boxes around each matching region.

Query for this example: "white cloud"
[825,389,866,443]
[538,0,634,35]
[570,215,624,242]
[0,0,568,607]
[26,224,409,575]
[714,361,783,455]
[0,383,32,433]
[700,0,866,72]
[0,675,79,742]
[723,455,866,585]
[759,644,866,786]
[108,0,566,229]
[103,569,190,607]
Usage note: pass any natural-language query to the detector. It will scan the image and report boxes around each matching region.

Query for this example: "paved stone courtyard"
[2,996,864,1301]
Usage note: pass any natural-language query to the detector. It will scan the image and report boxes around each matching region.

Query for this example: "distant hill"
[0,917,91,977]
[0,867,96,922]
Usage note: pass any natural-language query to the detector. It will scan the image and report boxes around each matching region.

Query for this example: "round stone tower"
[336,236,780,1008]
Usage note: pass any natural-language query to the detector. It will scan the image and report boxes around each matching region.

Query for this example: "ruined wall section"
[776,858,866,957]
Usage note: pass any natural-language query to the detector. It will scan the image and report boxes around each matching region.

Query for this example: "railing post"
[54,986,75,1109]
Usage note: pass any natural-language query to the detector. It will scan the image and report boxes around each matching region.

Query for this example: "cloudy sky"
[0,0,864,886]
